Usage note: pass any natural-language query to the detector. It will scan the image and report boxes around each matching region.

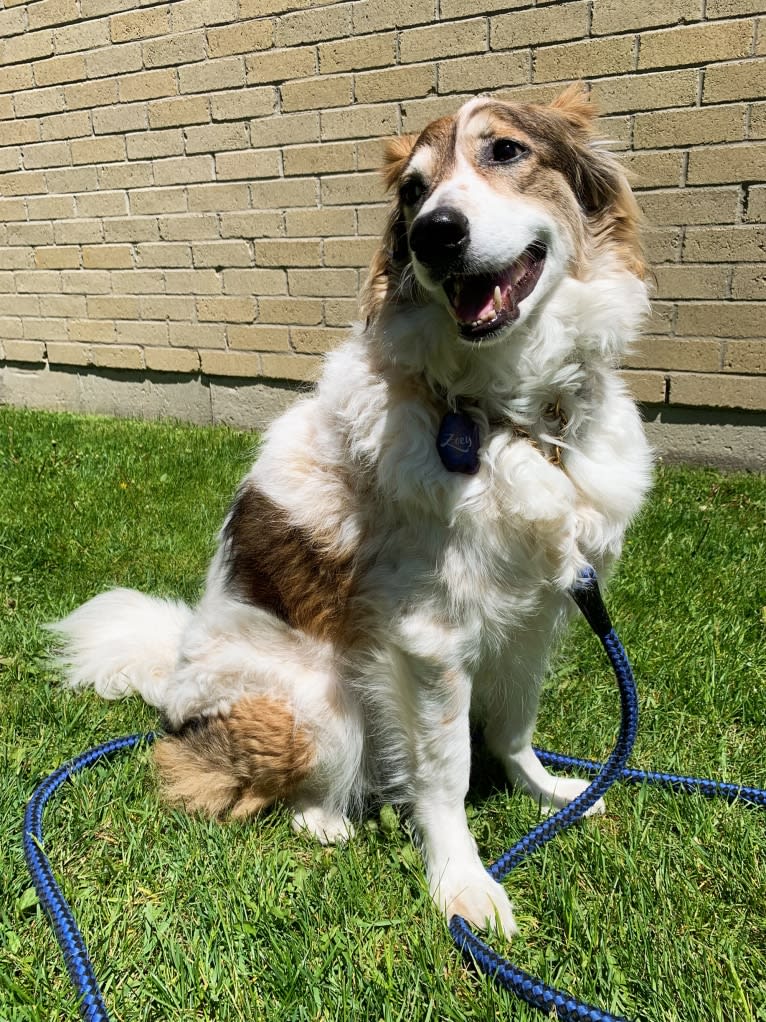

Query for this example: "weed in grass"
[1,408,764,1021]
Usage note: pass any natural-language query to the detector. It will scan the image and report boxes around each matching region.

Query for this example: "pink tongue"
[454,275,497,323]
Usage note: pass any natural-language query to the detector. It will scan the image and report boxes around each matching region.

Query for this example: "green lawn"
[1,405,764,1022]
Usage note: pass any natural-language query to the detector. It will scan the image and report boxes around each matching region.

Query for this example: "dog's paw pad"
[292,807,355,845]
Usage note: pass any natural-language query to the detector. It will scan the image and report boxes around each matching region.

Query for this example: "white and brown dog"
[53,85,652,938]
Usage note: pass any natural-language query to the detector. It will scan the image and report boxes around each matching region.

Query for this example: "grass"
[1,404,765,1022]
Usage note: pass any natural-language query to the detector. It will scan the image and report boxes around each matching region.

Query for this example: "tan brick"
[193,240,252,268]
[54,18,110,54]
[3,120,42,146]
[250,177,318,209]
[239,0,334,14]
[757,16,766,55]
[251,110,320,147]
[290,326,345,354]
[710,0,765,12]
[103,217,159,243]
[492,1,587,49]
[731,264,766,299]
[683,225,766,262]
[323,236,376,267]
[676,301,765,337]
[148,95,209,129]
[621,151,684,189]
[723,339,765,373]
[40,110,92,142]
[97,161,154,190]
[34,54,87,88]
[220,211,284,238]
[323,297,357,326]
[88,295,140,319]
[200,349,262,376]
[127,129,183,161]
[653,264,730,299]
[625,336,722,372]
[0,198,26,222]
[210,87,276,121]
[179,57,245,94]
[64,78,118,111]
[750,101,766,140]
[356,137,386,171]
[281,74,353,113]
[119,68,177,104]
[0,148,21,174]
[28,0,78,28]
[0,249,32,271]
[163,269,219,294]
[39,293,86,317]
[80,0,135,16]
[208,18,273,57]
[275,5,351,47]
[0,65,33,94]
[184,121,249,154]
[82,244,133,269]
[687,143,766,185]
[258,296,322,325]
[130,186,187,215]
[111,6,169,42]
[222,268,286,294]
[27,194,76,220]
[168,322,226,347]
[8,223,55,247]
[14,269,62,294]
[91,102,147,136]
[254,239,321,266]
[638,187,740,225]
[400,94,471,134]
[15,85,66,118]
[591,0,702,35]
[703,58,766,105]
[24,317,69,342]
[399,20,484,66]
[285,208,359,238]
[68,318,115,343]
[439,52,527,95]
[92,344,144,370]
[0,320,23,345]
[61,270,111,295]
[171,0,238,31]
[669,371,765,409]
[321,171,382,206]
[35,246,80,269]
[2,339,46,362]
[535,36,634,83]
[22,141,71,170]
[638,21,752,70]
[352,0,434,33]
[245,46,317,85]
[0,95,12,118]
[0,28,53,65]
[591,70,698,115]
[145,346,200,373]
[143,30,207,68]
[186,182,250,212]
[634,105,746,149]
[136,242,191,268]
[288,267,356,297]
[0,6,25,36]
[227,324,291,351]
[140,295,196,320]
[320,31,395,74]
[356,204,389,235]
[321,103,398,141]
[197,296,256,322]
[115,319,169,346]
[86,41,142,79]
[283,141,355,176]
[46,341,92,366]
[160,212,220,238]
[617,369,667,403]
[154,154,213,185]
[260,351,321,382]
[71,136,127,166]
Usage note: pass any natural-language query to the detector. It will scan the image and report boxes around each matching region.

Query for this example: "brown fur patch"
[222,485,357,644]
[155,695,315,818]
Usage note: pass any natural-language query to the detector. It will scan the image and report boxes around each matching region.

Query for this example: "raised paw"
[433,865,518,939]
[292,806,355,845]
[538,776,605,817]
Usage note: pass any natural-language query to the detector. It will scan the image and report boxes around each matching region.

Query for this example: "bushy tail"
[49,589,193,711]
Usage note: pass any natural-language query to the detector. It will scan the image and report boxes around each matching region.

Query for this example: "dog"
[52,84,652,939]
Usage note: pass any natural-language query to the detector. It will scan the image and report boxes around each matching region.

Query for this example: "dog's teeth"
[493,285,502,313]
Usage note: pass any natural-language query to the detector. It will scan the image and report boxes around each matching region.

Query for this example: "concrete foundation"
[1,363,764,471]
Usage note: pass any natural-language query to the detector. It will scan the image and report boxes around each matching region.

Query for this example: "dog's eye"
[399,177,426,206]
[492,138,527,163]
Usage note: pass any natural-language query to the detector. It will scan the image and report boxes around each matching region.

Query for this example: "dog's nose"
[409,206,469,274]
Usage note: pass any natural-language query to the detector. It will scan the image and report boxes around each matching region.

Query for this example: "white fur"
[51,98,653,940]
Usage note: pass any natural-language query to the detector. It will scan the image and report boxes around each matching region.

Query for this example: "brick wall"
[0,0,764,427]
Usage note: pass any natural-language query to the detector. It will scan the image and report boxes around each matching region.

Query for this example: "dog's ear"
[382,134,417,191]
[550,84,646,279]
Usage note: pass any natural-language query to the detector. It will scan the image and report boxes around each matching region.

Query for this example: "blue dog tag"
[437,410,480,474]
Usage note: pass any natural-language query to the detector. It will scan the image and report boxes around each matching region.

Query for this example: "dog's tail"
[49,589,193,710]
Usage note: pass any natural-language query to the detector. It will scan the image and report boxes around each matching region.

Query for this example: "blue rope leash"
[22,568,766,1021]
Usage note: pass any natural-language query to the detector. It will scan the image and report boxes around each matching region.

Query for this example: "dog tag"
[437,410,480,474]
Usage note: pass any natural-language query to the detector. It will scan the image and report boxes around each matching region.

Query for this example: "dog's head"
[363,84,645,344]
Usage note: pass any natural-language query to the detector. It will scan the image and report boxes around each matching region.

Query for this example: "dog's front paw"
[537,776,605,817]
[292,806,355,845]
[433,865,518,939]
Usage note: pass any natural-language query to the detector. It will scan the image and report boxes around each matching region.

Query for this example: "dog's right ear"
[382,134,417,191]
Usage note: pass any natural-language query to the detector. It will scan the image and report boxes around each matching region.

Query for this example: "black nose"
[409,206,469,275]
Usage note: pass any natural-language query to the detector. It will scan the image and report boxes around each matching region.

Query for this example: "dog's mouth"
[442,242,547,341]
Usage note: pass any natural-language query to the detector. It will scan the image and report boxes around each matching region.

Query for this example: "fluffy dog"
[53,84,652,938]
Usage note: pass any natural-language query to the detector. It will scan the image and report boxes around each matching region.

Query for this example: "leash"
[22,568,766,1022]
